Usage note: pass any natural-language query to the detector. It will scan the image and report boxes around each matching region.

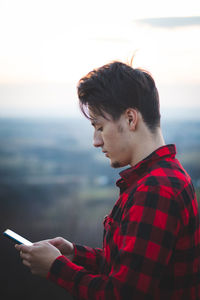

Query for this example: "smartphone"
[3,229,33,246]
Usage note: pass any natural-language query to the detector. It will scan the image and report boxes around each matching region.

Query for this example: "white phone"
[3,229,33,246]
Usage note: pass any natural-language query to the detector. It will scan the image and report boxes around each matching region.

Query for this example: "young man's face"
[89,110,133,168]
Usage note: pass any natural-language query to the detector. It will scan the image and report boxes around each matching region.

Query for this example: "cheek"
[117,139,132,160]
[103,132,115,143]
[110,139,128,155]
[103,128,128,151]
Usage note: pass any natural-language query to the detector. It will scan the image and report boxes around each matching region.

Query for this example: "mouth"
[103,151,109,157]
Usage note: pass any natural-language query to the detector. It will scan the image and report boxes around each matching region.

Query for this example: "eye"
[97,127,103,132]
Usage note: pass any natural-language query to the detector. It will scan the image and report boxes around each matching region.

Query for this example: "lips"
[103,151,109,157]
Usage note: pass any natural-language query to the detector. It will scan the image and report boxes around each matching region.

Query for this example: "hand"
[15,241,61,277]
[47,237,74,261]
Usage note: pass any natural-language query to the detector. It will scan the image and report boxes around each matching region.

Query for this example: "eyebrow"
[91,119,101,127]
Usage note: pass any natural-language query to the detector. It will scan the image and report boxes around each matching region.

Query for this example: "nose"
[93,130,104,148]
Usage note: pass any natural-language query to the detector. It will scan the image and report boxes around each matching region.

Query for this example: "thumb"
[15,244,22,251]
[15,244,31,252]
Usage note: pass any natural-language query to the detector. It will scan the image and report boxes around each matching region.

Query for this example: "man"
[16,61,200,299]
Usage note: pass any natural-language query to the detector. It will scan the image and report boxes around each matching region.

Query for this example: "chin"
[111,162,121,168]
[111,161,124,168]
[111,158,130,168]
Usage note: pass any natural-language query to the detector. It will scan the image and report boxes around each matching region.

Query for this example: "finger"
[22,259,31,268]
[15,244,23,251]
[20,251,30,261]
[16,244,33,255]
[49,237,62,245]
[20,244,32,252]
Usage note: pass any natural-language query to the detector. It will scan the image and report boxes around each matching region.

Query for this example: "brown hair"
[77,61,160,132]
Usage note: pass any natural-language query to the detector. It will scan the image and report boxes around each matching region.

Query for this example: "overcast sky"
[0,0,199,118]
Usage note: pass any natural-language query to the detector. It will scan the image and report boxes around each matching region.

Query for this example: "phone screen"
[3,229,33,246]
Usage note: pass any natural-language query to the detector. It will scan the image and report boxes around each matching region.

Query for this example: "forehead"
[88,108,112,124]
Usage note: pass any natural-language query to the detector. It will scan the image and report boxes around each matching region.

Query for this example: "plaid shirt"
[47,144,200,299]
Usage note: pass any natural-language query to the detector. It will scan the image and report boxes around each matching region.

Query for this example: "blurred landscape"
[0,117,200,299]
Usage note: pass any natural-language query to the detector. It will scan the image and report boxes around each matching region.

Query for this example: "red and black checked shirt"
[47,144,200,299]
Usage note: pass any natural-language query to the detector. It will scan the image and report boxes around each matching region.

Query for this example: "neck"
[130,127,165,167]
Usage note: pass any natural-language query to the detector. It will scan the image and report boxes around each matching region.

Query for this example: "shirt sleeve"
[72,244,105,273]
[47,186,181,300]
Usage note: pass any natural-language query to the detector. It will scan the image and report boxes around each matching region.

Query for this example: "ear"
[125,108,138,131]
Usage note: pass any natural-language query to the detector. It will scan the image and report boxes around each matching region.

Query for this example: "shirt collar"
[116,144,176,189]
